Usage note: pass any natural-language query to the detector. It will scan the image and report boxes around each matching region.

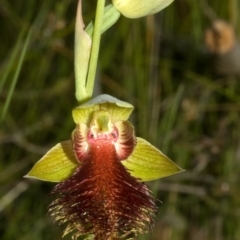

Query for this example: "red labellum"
[49,121,156,239]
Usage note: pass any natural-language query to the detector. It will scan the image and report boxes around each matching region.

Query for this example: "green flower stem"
[85,0,106,100]
[1,28,32,125]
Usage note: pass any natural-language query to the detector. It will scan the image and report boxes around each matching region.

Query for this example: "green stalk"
[0,30,24,92]
[85,0,106,98]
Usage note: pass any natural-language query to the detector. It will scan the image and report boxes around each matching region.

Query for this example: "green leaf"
[25,141,78,182]
[72,94,134,125]
[122,137,184,181]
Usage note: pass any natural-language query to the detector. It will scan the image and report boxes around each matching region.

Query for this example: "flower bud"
[112,0,174,18]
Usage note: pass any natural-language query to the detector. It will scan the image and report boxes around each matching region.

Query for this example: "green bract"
[74,1,120,103]
[26,94,183,182]
[74,0,92,102]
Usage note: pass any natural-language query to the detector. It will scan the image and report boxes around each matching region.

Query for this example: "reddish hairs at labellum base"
[48,140,156,239]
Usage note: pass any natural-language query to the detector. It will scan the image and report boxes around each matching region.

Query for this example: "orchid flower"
[26,94,183,239]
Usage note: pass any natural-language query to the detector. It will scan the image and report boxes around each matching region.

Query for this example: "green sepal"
[25,141,78,182]
[112,0,174,19]
[72,94,134,125]
[122,137,184,181]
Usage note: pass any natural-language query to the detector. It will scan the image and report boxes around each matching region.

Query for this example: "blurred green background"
[1,0,240,239]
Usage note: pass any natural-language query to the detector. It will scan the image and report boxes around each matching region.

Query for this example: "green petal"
[113,0,174,18]
[122,137,184,181]
[25,141,78,182]
[72,94,134,125]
